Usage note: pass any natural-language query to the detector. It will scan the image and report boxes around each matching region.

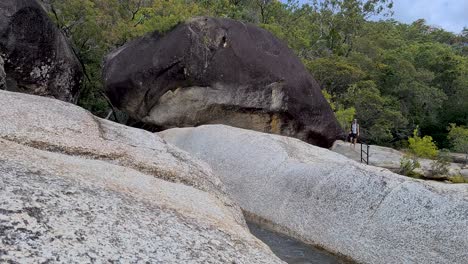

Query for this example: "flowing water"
[247,222,350,264]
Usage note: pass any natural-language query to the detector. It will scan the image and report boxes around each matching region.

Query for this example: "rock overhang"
[104,16,343,148]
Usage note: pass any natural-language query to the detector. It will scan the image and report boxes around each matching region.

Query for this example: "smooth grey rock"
[449,153,468,165]
[461,169,468,181]
[0,90,283,263]
[160,125,468,264]
[0,90,230,204]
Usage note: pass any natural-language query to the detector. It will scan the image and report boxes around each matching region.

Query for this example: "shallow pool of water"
[247,222,348,264]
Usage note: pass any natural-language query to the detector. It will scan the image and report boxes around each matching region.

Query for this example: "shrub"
[408,127,438,158]
[447,124,468,156]
[449,175,466,184]
[430,149,452,178]
[399,155,421,178]
[321,89,336,111]
[321,89,356,132]
[335,106,356,132]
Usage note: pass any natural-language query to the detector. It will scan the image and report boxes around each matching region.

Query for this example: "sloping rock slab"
[0,90,230,205]
[0,0,82,102]
[0,91,283,263]
[0,139,282,263]
[104,16,342,148]
[160,125,468,264]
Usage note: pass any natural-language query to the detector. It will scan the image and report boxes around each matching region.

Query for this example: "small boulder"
[0,0,83,102]
[104,17,343,148]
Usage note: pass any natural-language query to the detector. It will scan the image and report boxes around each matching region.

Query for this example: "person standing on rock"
[350,119,360,148]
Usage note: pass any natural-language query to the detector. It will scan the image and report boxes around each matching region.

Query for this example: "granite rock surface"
[0,91,283,263]
[161,125,468,264]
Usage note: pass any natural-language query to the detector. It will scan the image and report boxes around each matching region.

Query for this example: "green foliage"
[430,149,452,178]
[335,106,356,132]
[306,57,365,94]
[46,0,208,116]
[408,128,438,158]
[47,0,138,116]
[135,0,205,34]
[449,175,467,184]
[43,0,467,147]
[308,0,393,55]
[344,80,407,144]
[321,89,335,111]
[322,89,356,131]
[399,155,421,178]
[447,124,468,154]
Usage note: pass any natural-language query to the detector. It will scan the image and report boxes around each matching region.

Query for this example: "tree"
[309,0,393,55]
[448,124,468,155]
[46,0,206,116]
[43,0,466,149]
[305,56,364,94]
[343,80,406,144]
[322,90,356,131]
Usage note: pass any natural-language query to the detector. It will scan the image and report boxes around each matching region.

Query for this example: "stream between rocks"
[247,222,350,264]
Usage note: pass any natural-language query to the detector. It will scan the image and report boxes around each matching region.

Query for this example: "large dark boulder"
[104,17,343,148]
[0,0,82,102]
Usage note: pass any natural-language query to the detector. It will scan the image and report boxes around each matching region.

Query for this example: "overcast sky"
[292,0,467,33]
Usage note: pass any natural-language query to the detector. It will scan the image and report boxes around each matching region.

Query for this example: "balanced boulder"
[0,90,283,263]
[160,125,468,264]
[0,0,82,102]
[104,17,342,148]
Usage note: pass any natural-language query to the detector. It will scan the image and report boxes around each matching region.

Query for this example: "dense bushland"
[41,0,468,149]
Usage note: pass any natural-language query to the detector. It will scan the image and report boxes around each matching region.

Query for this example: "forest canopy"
[40,0,468,149]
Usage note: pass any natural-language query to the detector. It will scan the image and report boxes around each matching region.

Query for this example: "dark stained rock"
[0,56,5,90]
[0,0,82,102]
[104,17,343,148]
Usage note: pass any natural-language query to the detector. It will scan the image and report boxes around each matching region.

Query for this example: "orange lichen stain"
[270,114,281,134]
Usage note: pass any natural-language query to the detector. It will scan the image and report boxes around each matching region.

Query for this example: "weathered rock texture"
[0,56,5,89]
[160,125,468,264]
[0,0,82,102]
[332,140,464,179]
[0,90,283,263]
[104,17,342,148]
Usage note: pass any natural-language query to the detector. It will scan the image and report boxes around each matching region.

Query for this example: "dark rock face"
[0,0,82,102]
[0,56,5,89]
[104,17,343,148]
